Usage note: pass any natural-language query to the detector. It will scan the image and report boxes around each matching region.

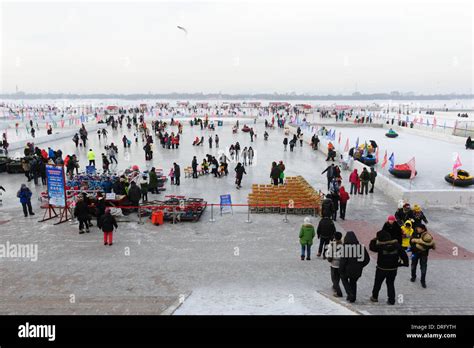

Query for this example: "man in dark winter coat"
[173,163,181,186]
[326,190,340,221]
[369,168,377,193]
[321,164,335,191]
[74,195,90,234]
[339,231,370,303]
[112,178,126,195]
[234,162,247,188]
[369,230,409,305]
[382,215,402,244]
[359,167,370,195]
[270,162,281,186]
[95,193,106,229]
[192,156,198,178]
[317,217,336,258]
[321,195,334,219]
[127,181,141,210]
[395,203,414,226]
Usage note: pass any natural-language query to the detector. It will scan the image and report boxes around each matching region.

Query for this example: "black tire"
[358,157,376,166]
[385,133,398,138]
[444,175,474,187]
[389,168,417,179]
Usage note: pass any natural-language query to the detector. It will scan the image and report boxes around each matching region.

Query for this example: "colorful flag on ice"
[355,137,359,149]
[388,152,395,169]
[338,132,341,144]
[407,157,416,179]
[453,154,462,179]
[376,147,379,163]
[332,129,336,141]
[433,117,437,128]
[381,150,388,168]
[363,141,368,157]
[344,138,349,152]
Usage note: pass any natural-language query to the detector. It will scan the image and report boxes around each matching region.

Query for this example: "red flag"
[453,154,462,179]
[407,157,416,179]
[344,138,349,152]
[433,117,437,128]
[381,150,388,168]
[376,147,379,163]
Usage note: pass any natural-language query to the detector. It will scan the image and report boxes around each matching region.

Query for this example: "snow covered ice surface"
[1,112,473,315]
[318,126,474,190]
[174,286,355,315]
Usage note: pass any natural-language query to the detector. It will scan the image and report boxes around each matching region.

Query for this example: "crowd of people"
[299,200,434,304]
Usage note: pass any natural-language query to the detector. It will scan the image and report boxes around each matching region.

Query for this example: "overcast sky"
[1,0,472,94]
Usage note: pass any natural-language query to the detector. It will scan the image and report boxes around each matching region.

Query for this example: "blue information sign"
[220,194,232,215]
[46,165,66,207]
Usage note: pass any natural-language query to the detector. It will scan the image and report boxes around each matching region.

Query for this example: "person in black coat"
[270,162,280,186]
[234,163,246,189]
[173,163,181,186]
[369,168,377,193]
[100,208,118,246]
[74,195,90,234]
[395,203,414,226]
[316,217,336,258]
[339,231,370,303]
[321,164,335,191]
[382,215,402,244]
[112,178,126,195]
[326,191,340,221]
[81,192,95,227]
[128,181,141,210]
[96,193,106,229]
[39,159,47,185]
[192,156,198,178]
[369,230,408,305]
[321,196,334,219]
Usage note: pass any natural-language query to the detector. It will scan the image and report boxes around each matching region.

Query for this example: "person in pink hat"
[381,215,402,244]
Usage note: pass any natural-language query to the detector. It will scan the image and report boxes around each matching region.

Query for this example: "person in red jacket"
[349,169,360,195]
[339,186,350,220]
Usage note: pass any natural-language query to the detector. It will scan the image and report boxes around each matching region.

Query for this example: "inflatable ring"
[357,156,376,166]
[444,170,474,187]
[389,165,417,179]
[385,132,398,138]
[467,143,474,150]
[241,127,251,132]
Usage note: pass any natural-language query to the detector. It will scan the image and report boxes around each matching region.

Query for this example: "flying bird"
[177,26,188,35]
